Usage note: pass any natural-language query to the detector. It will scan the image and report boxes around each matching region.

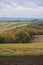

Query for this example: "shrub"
[0,37,4,43]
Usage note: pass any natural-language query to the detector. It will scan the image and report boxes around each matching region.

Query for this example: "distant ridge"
[0,17,43,21]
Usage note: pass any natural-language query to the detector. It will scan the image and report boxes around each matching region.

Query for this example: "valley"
[0,20,43,56]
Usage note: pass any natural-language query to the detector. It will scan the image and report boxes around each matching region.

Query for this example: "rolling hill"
[0,20,43,33]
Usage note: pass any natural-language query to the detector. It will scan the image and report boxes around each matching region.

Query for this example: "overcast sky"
[0,0,43,18]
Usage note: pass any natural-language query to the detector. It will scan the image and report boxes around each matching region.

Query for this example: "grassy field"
[0,43,43,56]
[0,22,28,32]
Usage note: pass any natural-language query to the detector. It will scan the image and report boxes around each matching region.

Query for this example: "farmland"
[0,20,43,56]
[0,21,28,32]
[0,20,43,32]
[29,35,43,43]
[0,43,43,56]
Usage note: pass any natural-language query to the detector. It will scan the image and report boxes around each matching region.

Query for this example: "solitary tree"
[15,31,30,43]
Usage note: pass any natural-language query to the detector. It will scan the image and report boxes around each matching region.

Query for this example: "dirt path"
[0,56,43,65]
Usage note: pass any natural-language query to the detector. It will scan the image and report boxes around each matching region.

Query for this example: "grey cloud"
[0,0,43,7]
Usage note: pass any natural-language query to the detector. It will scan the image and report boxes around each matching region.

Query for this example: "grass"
[0,42,43,56]
[0,22,28,32]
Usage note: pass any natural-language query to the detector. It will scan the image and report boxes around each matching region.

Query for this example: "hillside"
[0,20,43,43]
[0,22,28,32]
[0,20,43,32]
[32,20,43,25]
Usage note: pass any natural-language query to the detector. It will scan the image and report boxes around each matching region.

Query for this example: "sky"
[0,0,43,18]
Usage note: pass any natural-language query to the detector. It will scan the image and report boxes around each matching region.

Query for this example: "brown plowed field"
[0,56,43,65]
[29,35,43,42]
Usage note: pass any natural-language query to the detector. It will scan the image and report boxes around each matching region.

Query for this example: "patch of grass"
[0,43,43,56]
